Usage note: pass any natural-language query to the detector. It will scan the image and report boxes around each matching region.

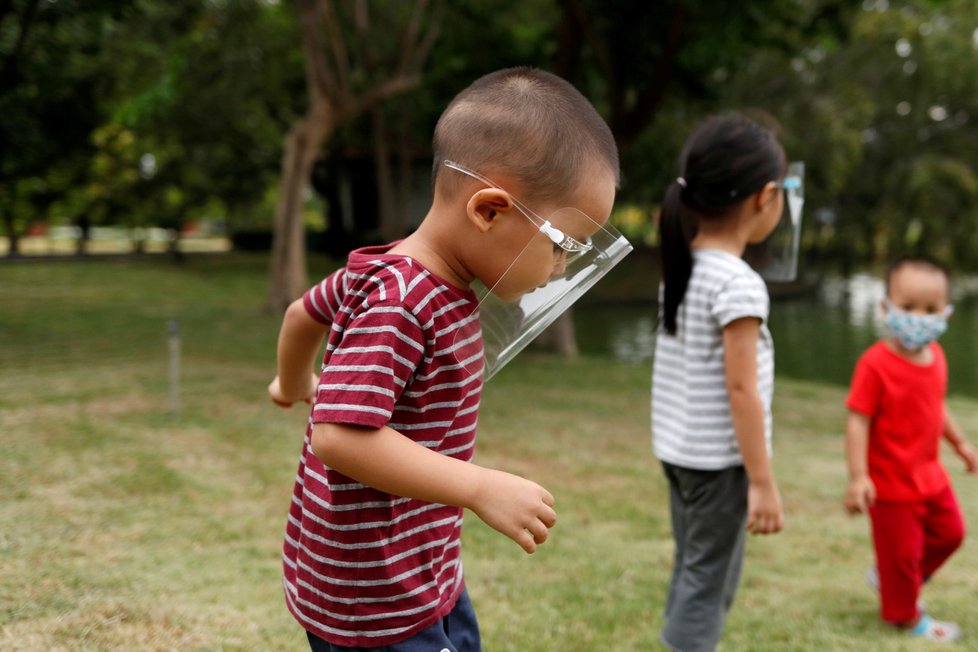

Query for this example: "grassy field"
[2,255,977,651]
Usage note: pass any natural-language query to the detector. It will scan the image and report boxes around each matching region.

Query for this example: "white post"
[168,319,181,417]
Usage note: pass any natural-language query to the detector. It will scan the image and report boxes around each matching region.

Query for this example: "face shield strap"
[746,161,805,282]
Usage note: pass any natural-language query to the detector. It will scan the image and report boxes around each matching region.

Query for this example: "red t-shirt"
[845,340,949,502]
[283,244,483,647]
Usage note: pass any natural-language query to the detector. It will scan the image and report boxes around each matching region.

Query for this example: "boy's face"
[486,163,617,301]
[884,265,950,316]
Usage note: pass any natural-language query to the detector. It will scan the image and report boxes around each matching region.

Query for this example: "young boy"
[844,257,978,643]
[267,67,619,651]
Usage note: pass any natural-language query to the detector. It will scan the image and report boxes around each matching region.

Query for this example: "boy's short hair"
[886,255,951,297]
[432,67,619,204]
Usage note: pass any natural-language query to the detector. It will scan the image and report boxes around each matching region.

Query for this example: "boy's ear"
[466,189,513,234]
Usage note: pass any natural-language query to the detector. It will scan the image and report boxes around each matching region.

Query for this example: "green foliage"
[803,0,978,267]
[0,0,135,234]
[1,0,304,238]
[5,0,978,268]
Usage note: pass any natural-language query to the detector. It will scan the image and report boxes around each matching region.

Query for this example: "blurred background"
[4,2,978,649]
[3,0,978,394]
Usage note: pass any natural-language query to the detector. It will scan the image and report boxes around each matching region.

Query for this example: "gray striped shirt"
[652,249,774,470]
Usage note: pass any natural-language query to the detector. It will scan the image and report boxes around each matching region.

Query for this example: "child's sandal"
[910,614,961,643]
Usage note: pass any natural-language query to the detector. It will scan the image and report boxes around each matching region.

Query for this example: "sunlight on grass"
[2,258,976,650]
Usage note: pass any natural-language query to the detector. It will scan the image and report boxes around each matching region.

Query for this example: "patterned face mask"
[884,301,952,351]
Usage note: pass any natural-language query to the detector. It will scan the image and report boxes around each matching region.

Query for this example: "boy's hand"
[844,475,876,514]
[469,468,557,554]
[268,373,317,408]
[954,441,978,474]
[747,479,783,535]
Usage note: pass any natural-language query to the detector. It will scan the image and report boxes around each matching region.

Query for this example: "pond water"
[575,274,978,398]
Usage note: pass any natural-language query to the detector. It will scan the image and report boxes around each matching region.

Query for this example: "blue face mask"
[884,301,952,351]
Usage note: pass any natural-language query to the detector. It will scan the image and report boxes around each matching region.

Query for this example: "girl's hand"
[747,480,783,535]
[268,373,317,408]
[844,475,876,514]
[955,441,978,474]
[469,468,557,554]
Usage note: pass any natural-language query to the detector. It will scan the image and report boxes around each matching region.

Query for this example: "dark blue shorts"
[306,586,481,652]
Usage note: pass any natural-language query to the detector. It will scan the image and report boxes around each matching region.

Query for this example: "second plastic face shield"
[745,161,805,282]
[445,161,634,380]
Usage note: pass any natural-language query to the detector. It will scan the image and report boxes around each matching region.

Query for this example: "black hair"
[659,113,786,335]
[885,255,951,298]
[432,67,619,203]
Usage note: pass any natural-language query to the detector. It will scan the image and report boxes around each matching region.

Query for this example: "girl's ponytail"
[659,180,693,336]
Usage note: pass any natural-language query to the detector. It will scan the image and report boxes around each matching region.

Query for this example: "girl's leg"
[869,501,925,625]
[920,486,965,580]
[659,463,748,652]
[720,518,748,618]
[662,462,687,624]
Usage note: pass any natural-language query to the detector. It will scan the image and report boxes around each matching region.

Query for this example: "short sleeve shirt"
[283,244,483,647]
[846,340,949,502]
[652,249,775,470]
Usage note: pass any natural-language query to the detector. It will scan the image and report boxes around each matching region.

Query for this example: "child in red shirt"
[845,257,978,643]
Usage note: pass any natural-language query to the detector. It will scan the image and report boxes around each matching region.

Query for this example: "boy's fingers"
[518,529,537,554]
[542,491,555,507]
[525,520,549,546]
[540,505,557,528]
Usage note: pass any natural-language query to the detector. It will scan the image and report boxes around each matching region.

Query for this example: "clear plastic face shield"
[444,161,633,380]
[745,161,805,282]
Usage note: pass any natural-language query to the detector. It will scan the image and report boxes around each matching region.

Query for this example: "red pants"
[869,486,965,624]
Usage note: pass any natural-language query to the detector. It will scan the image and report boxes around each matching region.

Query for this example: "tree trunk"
[75,215,90,256]
[3,210,20,257]
[168,228,186,264]
[538,311,579,357]
[554,311,578,357]
[265,104,334,313]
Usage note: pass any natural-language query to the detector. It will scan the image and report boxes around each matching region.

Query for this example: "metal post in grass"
[168,319,181,417]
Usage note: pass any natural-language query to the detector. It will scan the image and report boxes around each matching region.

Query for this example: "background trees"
[265,0,442,312]
[4,0,978,284]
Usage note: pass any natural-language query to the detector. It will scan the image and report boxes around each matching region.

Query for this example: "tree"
[89,0,305,251]
[783,0,978,268]
[265,0,443,313]
[0,0,133,255]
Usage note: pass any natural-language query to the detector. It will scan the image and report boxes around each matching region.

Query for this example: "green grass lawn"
[2,256,977,651]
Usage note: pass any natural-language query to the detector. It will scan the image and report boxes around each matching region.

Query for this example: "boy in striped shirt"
[268,67,619,651]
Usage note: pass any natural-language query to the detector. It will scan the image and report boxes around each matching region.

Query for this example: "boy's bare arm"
[311,422,557,554]
[723,317,783,535]
[944,404,978,473]
[269,298,328,407]
[844,410,875,513]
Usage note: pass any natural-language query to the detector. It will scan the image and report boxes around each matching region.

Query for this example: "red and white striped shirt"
[283,244,483,647]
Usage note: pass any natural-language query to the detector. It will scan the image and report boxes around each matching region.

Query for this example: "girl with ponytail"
[651,114,789,652]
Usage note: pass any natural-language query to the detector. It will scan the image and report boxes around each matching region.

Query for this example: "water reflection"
[822,273,886,333]
[575,275,978,397]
